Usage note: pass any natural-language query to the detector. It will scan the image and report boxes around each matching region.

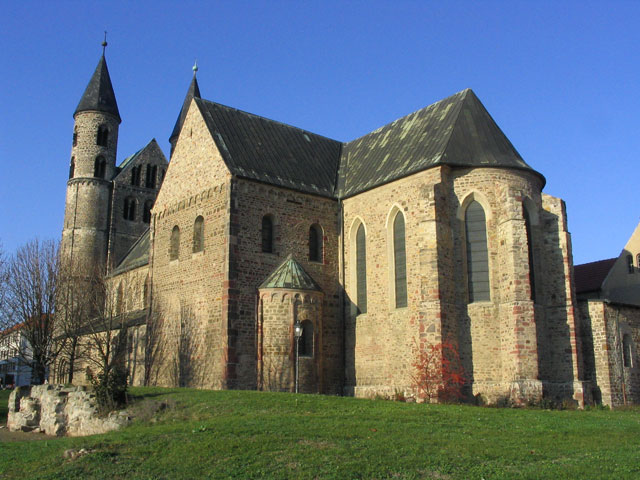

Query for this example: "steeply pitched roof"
[170,74,201,143]
[259,255,322,291]
[112,229,151,275]
[74,55,121,122]
[195,98,343,198]
[574,258,617,294]
[337,89,544,198]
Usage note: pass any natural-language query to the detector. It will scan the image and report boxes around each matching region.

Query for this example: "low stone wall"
[7,384,130,436]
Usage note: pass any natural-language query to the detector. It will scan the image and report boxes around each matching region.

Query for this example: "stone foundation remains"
[7,384,130,437]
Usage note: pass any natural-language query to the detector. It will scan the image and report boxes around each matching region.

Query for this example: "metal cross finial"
[102,31,108,55]
[193,59,198,75]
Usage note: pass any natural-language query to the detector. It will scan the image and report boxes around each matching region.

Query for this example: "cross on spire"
[102,31,108,56]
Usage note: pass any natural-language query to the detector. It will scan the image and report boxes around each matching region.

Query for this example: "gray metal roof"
[337,89,544,198]
[259,255,321,291]
[195,98,343,198]
[170,74,201,143]
[74,55,121,122]
[191,89,542,200]
[112,229,150,275]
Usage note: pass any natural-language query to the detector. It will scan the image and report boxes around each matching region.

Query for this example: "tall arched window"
[262,215,274,253]
[143,200,153,224]
[637,255,640,273]
[97,125,109,147]
[123,197,136,221]
[393,211,408,308]
[94,156,106,178]
[465,201,490,302]
[623,334,633,367]
[299,320,314,357]
[170,226,180,261]
[193,216,204,253]
[523,205,536,302]
[72,127,78,147]
[356,223,367,314]
[69,157,75,179]
[309,224,322,262]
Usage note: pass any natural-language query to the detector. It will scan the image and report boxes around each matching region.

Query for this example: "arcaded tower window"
[94,156,106,179]
[69,157,75,179]
[356,223,367,314]
[146,164,158,189]
[143,200,153,224]
[170,226,180,261]
[465,201,490,302]
[193,216,204,253]
[299,320,314,357]
[123,197,136,221]
[131,165,142,186]
[393,211,408,308]
[262,215,274,253]
[97,125,109,147]
[72,127,78,147]
[309,224,322,262]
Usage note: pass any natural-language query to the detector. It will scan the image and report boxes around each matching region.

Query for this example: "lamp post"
[294,320,303,394]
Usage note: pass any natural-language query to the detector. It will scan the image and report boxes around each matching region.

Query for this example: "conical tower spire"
[74,51,121,123]
[169,62,201,150]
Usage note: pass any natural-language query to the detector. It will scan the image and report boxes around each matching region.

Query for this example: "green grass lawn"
[1,387,639,480]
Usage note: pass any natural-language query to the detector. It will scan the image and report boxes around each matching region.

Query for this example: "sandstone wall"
[231,179,342,392]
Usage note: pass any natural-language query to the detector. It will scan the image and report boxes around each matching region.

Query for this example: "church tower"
[61,43,121,278]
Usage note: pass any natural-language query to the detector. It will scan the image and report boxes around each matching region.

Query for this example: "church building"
[58,49,634,407]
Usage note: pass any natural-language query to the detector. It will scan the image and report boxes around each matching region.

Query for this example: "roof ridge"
[197,98,342,144]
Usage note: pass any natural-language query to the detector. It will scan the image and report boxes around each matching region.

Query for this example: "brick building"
[55,51,636,406]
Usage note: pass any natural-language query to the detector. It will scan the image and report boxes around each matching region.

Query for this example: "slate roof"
[574,258,617,294]
[111,229,151,275]
[195,98,343,198]
[170,74,201,143]
[74,55,121,122]
[337,89,543,198]
[259,255,322,291]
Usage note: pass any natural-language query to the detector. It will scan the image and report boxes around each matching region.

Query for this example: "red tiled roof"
[574,258,617,294]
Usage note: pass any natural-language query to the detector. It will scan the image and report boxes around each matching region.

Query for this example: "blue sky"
[1,1,638,264]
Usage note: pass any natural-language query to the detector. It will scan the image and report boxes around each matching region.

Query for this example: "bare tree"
[54,260,95,383]
[143,298,167,386]
[2,239,63,384]
[82,271,128,408]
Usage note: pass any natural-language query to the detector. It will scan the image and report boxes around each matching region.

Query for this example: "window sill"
[192,250,204,258]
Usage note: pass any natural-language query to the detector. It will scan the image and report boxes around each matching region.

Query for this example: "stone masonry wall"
[343,166,556,403]
[231,179,342,392]
[258,290,323,393]
[579,300,640,406]
[150,100,232,389]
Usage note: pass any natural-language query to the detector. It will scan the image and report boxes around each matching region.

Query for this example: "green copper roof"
[74,55,121,122]
[259,255,321,291]
[112,229,150,275]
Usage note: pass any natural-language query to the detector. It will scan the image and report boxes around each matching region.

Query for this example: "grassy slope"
[1,387,639,480]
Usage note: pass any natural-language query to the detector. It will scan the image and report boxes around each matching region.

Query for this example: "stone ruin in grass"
[7,384,130,437]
